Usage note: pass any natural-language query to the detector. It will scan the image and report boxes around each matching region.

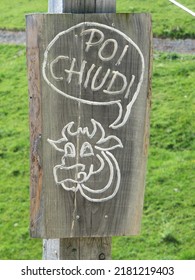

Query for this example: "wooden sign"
[26,13,152,238]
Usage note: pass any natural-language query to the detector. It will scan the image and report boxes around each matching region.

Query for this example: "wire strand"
[169,0,195,17]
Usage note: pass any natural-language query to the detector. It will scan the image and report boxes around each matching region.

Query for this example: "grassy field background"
[0,0,194,38]
[0,0,195,260]
[0,47,194,260]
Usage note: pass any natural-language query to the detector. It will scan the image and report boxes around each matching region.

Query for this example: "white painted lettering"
[116,45,129,66]
[84,64,96,88]
[50,55,69,80]
[98,39,118,61]
[81,29,105,52]
[104,71,127,95]
[65,58,87,84]
[125,75,135,99]
[91,67,111,91]
[43,22,145,129]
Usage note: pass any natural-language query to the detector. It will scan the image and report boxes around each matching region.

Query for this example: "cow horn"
[90,119,105,140]
[61,121,74,139]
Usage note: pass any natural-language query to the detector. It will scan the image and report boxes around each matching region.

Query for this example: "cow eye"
[64,142,76,157]
[80,142,94,157]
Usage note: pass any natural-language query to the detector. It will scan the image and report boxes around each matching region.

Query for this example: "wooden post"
[48,0,116,13]
[43,0,116,260]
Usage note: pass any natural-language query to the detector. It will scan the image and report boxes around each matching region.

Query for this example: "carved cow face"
[48,119,123,202]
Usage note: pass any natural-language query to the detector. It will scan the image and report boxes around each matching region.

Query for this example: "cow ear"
[47,138,67,152]
[95,135,123,151]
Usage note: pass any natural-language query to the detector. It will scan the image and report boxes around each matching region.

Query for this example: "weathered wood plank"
[48,0,63,13]
[27,13,152,239]
[43,237,111,259]
[43,0,115,260]
[43,239,59,260]
[26,15,44,237]
[48,0,116,13]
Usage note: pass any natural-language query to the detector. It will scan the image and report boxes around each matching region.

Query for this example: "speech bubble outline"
[42,22,145,129]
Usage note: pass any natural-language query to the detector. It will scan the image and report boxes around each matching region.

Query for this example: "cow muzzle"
[54,163,93,184]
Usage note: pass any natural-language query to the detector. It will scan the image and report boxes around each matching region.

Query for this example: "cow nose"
[67,163,86,181]
[54,163,86,184]
[65,163,85,174]
[77,164,87,181]
[76,163,85,172]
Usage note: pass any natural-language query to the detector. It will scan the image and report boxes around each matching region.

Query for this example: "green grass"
[0,0,195,38]
[0,45,42,259]
[0,0,47,30]
[113,52,195,260]
[117,0,195,38]
[0,45,195,259]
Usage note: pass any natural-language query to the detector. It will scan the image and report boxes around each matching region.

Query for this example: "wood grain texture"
[43,237,111,259]
[26,13,152,238]
[26,15,44,237]
[65,0,116,13]
[48,0,116,13]
[48,0,63,13]
[44,0,115,261]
